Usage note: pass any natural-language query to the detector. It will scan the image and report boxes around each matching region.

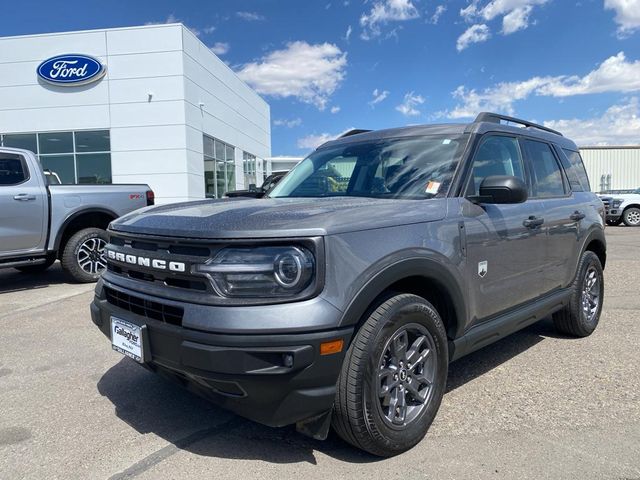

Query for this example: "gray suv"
[90,113,606,457]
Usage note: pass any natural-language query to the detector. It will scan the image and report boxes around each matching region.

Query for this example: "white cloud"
[396,91,425,116]
[605,0,640,37]
[345,25,353,41]
[457,24,491,51]
[445,52,640,118]
[203,26,216,34]
[502,6,533,34]
[360,0,420,40]
[369,88,390,106]
[429,5,447,24]
[544,98,640,146]
[273,118,302,128]
[210,42,230,56]
[236,11,265,21]
[297,127,355,150]
[331,106,341,113]
[237,41,347,110]
[458,0,549,47]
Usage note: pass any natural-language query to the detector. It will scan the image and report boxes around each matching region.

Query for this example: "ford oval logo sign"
[37,54,106,86]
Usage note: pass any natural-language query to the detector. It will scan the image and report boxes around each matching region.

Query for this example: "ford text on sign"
[37,54,106,86]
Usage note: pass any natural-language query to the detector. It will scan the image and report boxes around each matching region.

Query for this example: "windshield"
[269,134,468,200]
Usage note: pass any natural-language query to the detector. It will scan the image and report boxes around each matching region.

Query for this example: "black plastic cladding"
[103,230,326,306]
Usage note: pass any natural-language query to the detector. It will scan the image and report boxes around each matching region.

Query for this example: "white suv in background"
[599,188,640,226]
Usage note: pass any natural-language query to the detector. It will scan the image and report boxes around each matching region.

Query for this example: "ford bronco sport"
[91,113,606,456]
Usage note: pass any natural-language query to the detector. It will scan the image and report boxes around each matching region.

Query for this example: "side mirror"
[477,175,528,204]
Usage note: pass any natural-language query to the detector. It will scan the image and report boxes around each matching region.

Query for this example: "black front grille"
[105,287,183,326]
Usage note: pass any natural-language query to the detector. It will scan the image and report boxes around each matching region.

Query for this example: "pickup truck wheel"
[622,207,640,227]
[15,256,56,274]
[61,227,108,283]
[332,294,448,457]
[552,251,604,337]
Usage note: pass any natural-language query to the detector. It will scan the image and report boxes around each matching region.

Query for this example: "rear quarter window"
[563,149,591,192]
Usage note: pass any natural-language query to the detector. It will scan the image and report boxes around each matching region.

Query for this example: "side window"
[0,153,28,186]
[466,135,525,196]
[523,140,566,198]
[563,149,591,192]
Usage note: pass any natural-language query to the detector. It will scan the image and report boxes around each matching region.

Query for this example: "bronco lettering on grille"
[106,249,186,272]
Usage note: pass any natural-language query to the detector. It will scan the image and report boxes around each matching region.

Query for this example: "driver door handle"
[523,216,544,229]
[13,194,36,201]
[570,211,586,221]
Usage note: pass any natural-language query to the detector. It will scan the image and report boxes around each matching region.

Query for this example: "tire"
[622,207,640,227]
[606,218,622,227]
[60,227,108,283]
[15,256,56,274]
[332,293,448,457]
[552,251,604,337]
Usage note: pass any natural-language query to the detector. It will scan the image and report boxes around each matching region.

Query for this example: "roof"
[319,112,579,151]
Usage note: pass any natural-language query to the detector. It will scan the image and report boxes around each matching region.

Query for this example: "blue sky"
[3,0,640,154]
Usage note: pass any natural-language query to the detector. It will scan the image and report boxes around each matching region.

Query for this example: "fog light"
[283,353,294,368]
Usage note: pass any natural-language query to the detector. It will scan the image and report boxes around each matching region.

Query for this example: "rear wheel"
[552,251,604,337]
[61,227,108,283]
[332,294,448,457]
[622,207,640,227]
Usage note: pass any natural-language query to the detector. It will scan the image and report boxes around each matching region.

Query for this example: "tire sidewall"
[361,298,448,453]
[623,208,640,227]
[573,251,604,333]
[62,228,108,283]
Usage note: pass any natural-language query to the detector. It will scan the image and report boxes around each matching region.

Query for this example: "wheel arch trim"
[53,208,118,252]
[337,255,468,339]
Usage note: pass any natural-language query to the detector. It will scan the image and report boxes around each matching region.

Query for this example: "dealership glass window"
[203,134,236,198]
[243,151,257,187]
[0,130,111,184]
[2,133,37,153]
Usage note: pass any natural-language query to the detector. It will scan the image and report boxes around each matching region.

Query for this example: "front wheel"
[622,207,640,227]
[61,227,108,283]
[332,294,448,457]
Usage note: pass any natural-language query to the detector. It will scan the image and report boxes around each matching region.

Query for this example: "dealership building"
[0,24,271,203]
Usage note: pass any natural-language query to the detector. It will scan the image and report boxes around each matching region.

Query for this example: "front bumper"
[91,281,353,428]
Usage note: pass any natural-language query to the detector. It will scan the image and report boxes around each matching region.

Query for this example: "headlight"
[612,198,623,208]
[193,246,315,298]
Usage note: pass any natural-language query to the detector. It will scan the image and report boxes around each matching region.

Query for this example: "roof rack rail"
[474,112,563,137]
[338,129,372,138]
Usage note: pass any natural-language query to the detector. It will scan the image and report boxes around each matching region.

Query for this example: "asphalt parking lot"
[1,227,639,480]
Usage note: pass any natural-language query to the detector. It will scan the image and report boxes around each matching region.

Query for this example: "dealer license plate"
[111,317,144,363]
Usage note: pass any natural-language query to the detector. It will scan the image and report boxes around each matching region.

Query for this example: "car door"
[0,150,47,256]
[521,139,582,293]
[460,134,545,324]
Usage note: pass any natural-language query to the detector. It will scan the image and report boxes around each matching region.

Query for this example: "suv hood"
[110,197,448,239]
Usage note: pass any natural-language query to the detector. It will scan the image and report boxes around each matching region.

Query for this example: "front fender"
[337,251,468,339]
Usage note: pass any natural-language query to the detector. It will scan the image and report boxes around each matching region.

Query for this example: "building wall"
[181,28,270,194]
[0,24,271,203]
[580,147,640,192]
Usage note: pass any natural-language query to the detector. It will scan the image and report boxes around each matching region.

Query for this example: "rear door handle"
[570,211,586,221]
[13,194,36,201]
[523,216,544,229]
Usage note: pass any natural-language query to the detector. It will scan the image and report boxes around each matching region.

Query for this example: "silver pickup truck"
[0,147,153,282]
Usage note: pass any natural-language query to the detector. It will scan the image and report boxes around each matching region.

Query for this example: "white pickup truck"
[0,147,153,282]
[599,188,640,227]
